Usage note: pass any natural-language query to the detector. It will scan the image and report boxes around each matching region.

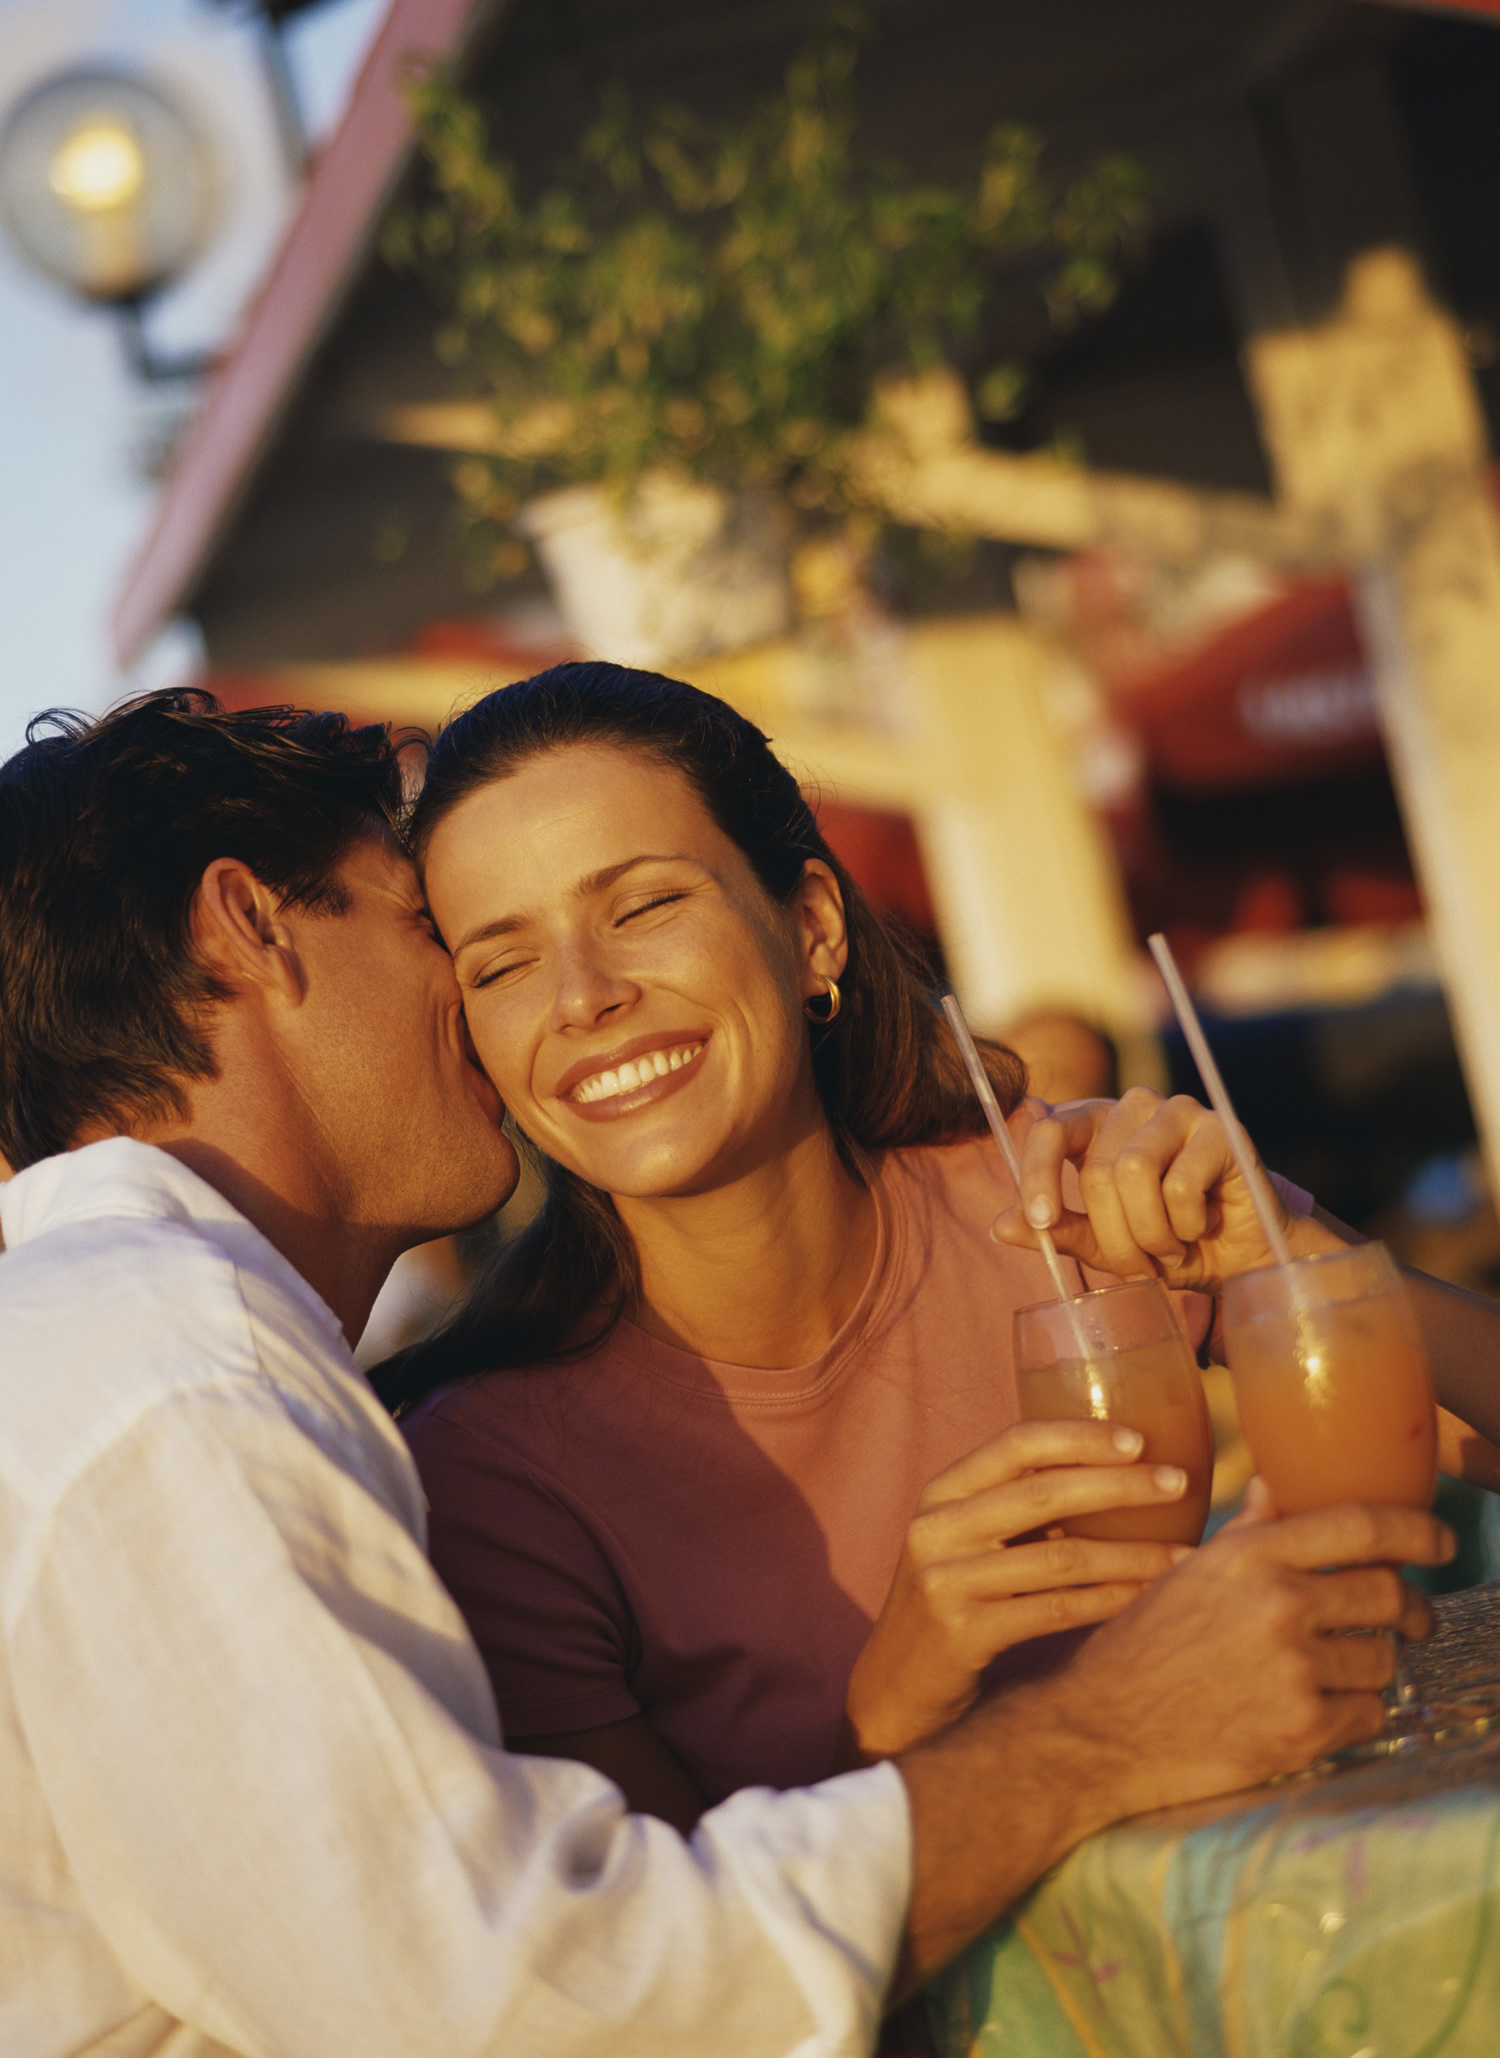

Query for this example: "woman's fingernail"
[1155,1466,1186,1494]
[1027,1197,1055,1228]
[1113,1427,1144,1455]
[1170,1546,1194,1563]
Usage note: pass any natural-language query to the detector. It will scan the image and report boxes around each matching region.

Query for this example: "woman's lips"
[559,1038,710,1123]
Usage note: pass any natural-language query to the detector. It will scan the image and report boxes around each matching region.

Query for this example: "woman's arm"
[508,1716,710,1834]
[1384,1263,1500,1473]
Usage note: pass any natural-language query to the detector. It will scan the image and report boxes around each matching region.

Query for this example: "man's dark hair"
[0,688,406,1171]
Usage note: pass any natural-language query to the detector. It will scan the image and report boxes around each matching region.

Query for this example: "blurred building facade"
[112,0,1500,1231]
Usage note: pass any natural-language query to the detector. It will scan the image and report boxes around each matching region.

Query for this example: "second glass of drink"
[1221,1241,1437,1518]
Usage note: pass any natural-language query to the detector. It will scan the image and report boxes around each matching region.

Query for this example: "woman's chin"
[557,1131,733,1202]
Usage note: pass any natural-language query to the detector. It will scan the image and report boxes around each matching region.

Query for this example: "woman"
[379,660,1316,1831]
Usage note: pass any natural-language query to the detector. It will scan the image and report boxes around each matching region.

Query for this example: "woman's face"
[422,743,847,1200]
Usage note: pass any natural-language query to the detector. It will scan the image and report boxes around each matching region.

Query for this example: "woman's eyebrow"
[450,854,694,954]
[576,852,691,896]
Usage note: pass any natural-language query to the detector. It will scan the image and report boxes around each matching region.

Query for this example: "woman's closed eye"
[470,953,534,990]
[464,890,694,988]
[618,891,689,925]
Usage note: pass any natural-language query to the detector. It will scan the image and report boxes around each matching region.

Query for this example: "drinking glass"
[1014,1278,1214,1546]
[1222,1243,1437,1518]
[1223,1241,1437,1737]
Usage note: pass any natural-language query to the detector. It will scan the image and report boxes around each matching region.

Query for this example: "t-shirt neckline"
[612,1154,906,1407]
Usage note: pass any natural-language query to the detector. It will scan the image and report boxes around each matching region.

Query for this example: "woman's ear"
[189,859,307,1005]
[795,859,850,994]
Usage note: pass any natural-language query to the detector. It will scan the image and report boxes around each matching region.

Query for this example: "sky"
[0,0,387,760]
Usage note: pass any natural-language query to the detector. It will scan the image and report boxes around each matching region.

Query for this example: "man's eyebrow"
[450,854,694,955]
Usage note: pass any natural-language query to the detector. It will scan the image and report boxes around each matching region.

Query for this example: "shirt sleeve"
[1268,1168,1315,1218]
[9,1373,910,2058]
[406,1405,644,1737]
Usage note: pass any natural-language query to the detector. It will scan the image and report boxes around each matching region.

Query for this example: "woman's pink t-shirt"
[402,1136,1312,1803]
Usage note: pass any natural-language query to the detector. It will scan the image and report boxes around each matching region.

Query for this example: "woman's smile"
[422,742,842,1199]
[557,1034,710,1120]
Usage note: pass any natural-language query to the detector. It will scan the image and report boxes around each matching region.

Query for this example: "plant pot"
[518,473,792,667]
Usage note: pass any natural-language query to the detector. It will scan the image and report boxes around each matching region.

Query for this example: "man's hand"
[1057,1489,1441,1811]
[843,1421,1189,1762]
[894,1493,1453,1989]
[991,1089,1331,1290]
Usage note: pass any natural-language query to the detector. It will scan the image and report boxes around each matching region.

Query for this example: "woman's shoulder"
[883,1131,1011,1220]
[873,1133,1030,1297]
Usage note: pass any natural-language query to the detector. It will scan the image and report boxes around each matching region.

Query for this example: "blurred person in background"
[0,687,1450,2058]
[997,1009,1119,1106]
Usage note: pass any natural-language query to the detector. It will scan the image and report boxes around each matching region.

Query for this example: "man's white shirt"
[0,1139,911,2058]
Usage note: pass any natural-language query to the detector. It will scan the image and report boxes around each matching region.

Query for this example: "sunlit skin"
[424,743,878,1368]
[421,743,1215,1819]
[127,831,518,1343]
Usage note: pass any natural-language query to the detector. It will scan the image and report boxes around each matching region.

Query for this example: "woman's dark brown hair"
[374,660,1023,1411]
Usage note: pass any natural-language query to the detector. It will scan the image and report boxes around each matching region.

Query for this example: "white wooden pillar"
[1248,249,1500,1191]
[900,616,1148,1051]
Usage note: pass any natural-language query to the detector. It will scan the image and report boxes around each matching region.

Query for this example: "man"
[0,690,1449,2058]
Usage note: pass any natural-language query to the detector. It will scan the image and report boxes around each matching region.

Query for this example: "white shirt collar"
[0,1136,346,1348]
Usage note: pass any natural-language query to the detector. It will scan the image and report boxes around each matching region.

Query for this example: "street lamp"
[0,68,221,377]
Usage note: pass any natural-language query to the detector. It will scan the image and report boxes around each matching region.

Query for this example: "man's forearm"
[893,1674,1131,1993]
[892,1490,1455,1999]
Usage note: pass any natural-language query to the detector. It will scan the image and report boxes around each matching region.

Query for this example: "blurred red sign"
[1119,579,1381,792]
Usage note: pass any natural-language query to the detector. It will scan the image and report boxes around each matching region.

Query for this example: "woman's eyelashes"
[618,890,688,924]
[466,891,692,989]
[470,954,532,991]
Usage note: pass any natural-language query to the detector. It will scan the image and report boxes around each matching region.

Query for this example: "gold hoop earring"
[804,975,842,1024]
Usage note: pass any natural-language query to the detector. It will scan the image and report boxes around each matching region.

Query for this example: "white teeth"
[572,1044,702,1103]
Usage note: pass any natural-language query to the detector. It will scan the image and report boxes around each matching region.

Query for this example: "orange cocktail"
[1014,1279,1214,1546]
[1223,1243,1436,1516]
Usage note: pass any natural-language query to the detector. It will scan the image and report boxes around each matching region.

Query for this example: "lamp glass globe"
[0,69,219,303]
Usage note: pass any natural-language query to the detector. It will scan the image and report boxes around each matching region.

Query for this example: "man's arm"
[893,1490,1451,1989]
[15,1379,908,2058]
[508,1716,710,1833]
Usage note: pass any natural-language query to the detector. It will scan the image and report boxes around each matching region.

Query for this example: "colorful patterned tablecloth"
[931,1584,1500,2058]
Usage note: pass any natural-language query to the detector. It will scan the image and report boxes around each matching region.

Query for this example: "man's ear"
[189,859,306,1004]
[795,859,850,997]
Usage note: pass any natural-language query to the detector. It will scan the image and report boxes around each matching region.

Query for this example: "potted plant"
[385,14,1149,663]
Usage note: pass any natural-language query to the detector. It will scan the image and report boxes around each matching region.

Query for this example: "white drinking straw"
[941,992,1079,1306]
[1146,932,1295,1271]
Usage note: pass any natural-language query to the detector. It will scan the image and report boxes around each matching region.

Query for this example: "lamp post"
[0,68,222,379]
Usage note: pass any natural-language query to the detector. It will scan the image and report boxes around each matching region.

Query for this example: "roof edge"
[112,0,497,668]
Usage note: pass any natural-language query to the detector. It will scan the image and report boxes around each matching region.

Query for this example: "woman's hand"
[842,1420,1191,1762]
[992,1088,1326,1292]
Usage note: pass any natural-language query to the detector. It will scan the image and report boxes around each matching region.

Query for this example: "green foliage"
[385,14,1150,545]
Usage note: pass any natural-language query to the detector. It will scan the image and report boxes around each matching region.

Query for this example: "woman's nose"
[549,947,639,1032]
